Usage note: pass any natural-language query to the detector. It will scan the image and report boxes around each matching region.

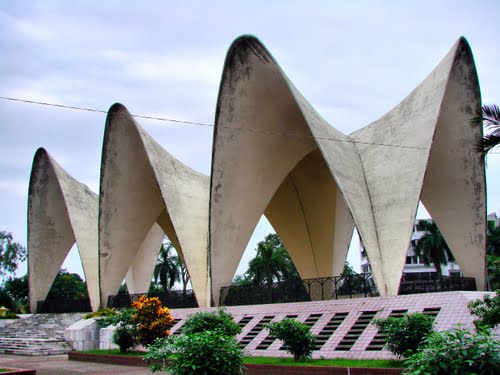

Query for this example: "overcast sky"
[1,0,499,282]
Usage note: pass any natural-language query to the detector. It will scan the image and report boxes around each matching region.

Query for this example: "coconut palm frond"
[473,104,500,158]
[483,131,500,153]
[482,104,500,128]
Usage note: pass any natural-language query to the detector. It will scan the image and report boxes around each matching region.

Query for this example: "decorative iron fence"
[220,273,378,306]
[36,299,91,313]
[398,274,476,294]
[107,289,198,309]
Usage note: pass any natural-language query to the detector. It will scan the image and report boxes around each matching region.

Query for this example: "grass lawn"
[79,350,403,368]
[243,357,404,368]
[80,349,145,356]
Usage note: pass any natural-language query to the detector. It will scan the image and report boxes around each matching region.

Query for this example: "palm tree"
[173,254,190,294]
[153,241,180,291]
[414,221,455,277]
[246,233,299,285]
[472,104,500,159]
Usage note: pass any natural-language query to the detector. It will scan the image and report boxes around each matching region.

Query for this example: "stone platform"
[167,291,493,360]
[67,291,496,360]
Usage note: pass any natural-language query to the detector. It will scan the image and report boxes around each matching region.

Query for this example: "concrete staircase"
[0,313,85,356]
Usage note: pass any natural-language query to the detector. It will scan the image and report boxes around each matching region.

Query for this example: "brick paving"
[0,354,164,375]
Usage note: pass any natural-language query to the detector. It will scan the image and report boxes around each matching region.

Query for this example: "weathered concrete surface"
[209,35,486,302]
[99,104,210,308]
[210,36,367,304]
[125,222,164,295]
[28,148,99,312]
[351,37,485,294]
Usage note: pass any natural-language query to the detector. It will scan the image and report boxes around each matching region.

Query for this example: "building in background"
[360,219,461,279]
[361,213,500,281]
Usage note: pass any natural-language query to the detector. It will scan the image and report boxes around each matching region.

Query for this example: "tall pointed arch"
[99,104,210,307]
[209,36,371,304]
[28,148,99,312]
[210,35,486,303]
[351,37,486,294]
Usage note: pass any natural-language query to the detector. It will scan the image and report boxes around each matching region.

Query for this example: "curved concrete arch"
[28,148,99,312]
[210,35,486,303]
[350,37,486,294]
[264,149,354,281]
[210,36,366,304]
[99,104,210,307]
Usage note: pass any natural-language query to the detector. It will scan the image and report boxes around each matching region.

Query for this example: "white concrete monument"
[28,36,486,310]
[28,148,100,312]
[209,35,485,303]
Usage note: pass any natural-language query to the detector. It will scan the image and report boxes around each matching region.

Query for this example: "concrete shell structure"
[27,35,486,310]
[28,148,100,312]
[209,35,485,303]
[99,104,210,307]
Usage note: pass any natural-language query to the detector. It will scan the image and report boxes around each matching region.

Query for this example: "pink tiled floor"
[168,291,494,360]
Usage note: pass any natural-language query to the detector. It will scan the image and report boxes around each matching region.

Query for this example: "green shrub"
[267,318,316,361]
[373,312,433,358]
[145,331,244,374]
[181,308,241,336]
[99,308,136,328]
[468,290,500,332]
[99,308,138,353]
[112,324,137,353]
[0,311,19,319]
[404,327,500,374]
[84,307,117,320]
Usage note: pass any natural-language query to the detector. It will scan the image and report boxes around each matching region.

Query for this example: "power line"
[2,95,499,154]
[0,96,212,127]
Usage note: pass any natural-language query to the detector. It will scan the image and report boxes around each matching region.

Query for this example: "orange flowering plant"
[132,295,174,346]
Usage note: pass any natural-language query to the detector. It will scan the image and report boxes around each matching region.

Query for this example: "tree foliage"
[487,220,500,256]
[244,233,300,286]
[487,256,500,291]
[468,290,500,332]
[484,221,500,290]
[373,312,434,358]
[413,221,454,276]
[4,274,28,303]
[0,231,26,278]
[154,241,181,291]
[46,269,88,301]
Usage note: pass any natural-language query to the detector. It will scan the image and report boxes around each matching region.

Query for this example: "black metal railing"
[398,274,476,294]
[107,289,198,309]
[220,273,378,306]
[36,299,92,313]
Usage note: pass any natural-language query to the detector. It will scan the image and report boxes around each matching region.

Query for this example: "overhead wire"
[2,95,499,154]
